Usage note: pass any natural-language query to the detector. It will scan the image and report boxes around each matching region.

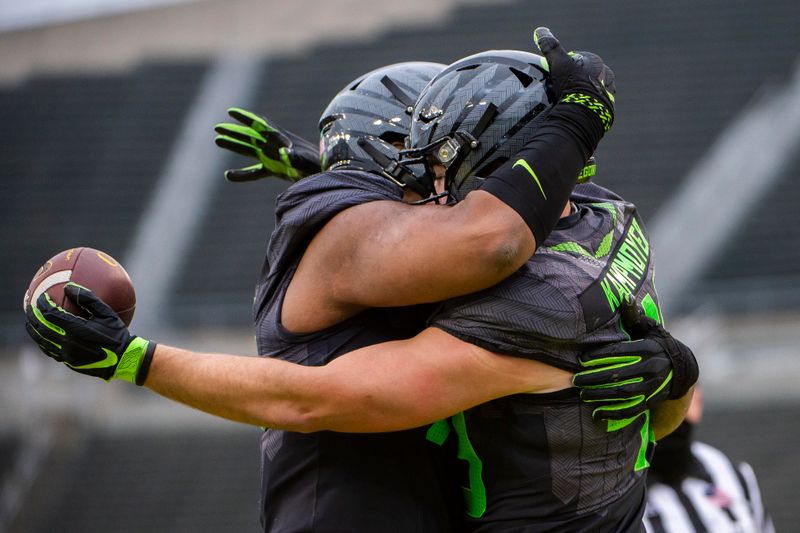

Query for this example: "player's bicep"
[281,199,416,331]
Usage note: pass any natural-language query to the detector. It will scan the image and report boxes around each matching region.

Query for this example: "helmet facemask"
[400,102,500,203]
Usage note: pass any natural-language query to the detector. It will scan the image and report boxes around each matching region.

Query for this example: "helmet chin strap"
[412,190,450,205]
[356,137,436,198]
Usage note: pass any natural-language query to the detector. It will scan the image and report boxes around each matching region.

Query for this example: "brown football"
[23,247,136,326]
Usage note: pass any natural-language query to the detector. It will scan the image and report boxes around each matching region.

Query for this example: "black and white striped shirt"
[643,441,774,533]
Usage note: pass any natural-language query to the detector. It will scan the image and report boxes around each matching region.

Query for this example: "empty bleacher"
[11,426,261,533]
[1,61,208,342]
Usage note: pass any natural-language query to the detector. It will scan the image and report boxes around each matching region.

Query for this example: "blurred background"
[1,0,799,531]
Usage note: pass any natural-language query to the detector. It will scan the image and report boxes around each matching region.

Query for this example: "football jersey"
[430,183,660,532]
[254,170,461,532]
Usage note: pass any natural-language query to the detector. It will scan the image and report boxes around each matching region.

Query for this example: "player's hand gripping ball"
[24,248,155,384]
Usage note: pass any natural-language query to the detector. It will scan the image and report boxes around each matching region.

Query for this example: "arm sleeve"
[481,103,603,246]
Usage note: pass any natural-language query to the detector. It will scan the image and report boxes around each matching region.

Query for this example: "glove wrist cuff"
[113,337,155,385]
[560,93,613,132]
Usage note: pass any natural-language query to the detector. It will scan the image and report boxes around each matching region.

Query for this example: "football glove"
[573,297,698,421]
[214,107,321,182]
[533,27,616,132]
[25,282,155,385]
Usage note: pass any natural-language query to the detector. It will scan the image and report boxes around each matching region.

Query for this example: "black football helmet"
[319,61,444,197]
[404,50,560,200]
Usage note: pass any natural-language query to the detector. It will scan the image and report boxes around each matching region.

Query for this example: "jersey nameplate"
[579,214,651,331]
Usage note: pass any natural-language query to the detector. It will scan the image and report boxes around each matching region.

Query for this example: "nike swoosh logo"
[512,159,547,199]
[69,348,118,370]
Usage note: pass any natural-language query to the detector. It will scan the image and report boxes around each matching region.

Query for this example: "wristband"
[135,340,157,386]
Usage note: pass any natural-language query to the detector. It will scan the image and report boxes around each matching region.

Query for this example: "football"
[23,247,136,326]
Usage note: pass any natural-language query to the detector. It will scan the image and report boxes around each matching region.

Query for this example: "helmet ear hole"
[378,131,406,148]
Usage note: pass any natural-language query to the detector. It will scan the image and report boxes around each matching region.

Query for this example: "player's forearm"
[143,342,473,433]
[144,344,334,431]
[651,386,695,440]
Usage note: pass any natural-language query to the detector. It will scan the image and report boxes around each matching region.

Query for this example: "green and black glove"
[534,26,615,133]
[25,282,155,385]
[214,108,321,182]
[573,298,698,421]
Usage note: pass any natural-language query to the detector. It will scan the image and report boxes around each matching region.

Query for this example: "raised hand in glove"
[533,26,615,133]
[25,282,155,385]
[573,297,699,422]
[214,108,321,182]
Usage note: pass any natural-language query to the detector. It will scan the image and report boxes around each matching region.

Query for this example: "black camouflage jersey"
[254,170,461,533]
[430,183,660,532]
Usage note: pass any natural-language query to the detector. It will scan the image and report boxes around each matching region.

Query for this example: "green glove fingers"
[590,396,647,425]
[214,129,298,179]
[215,133,258,158]
[227,107,277,133]
[32,293,67,336]
[572,355,644,389]
[214,122,268,145]
[645,370,673,402]
[258,147,299,179]
[224,163,271,183]
[215,106,320,183]
[574,342,673,423]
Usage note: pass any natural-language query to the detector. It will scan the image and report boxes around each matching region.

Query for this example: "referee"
[643,389,774,533]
